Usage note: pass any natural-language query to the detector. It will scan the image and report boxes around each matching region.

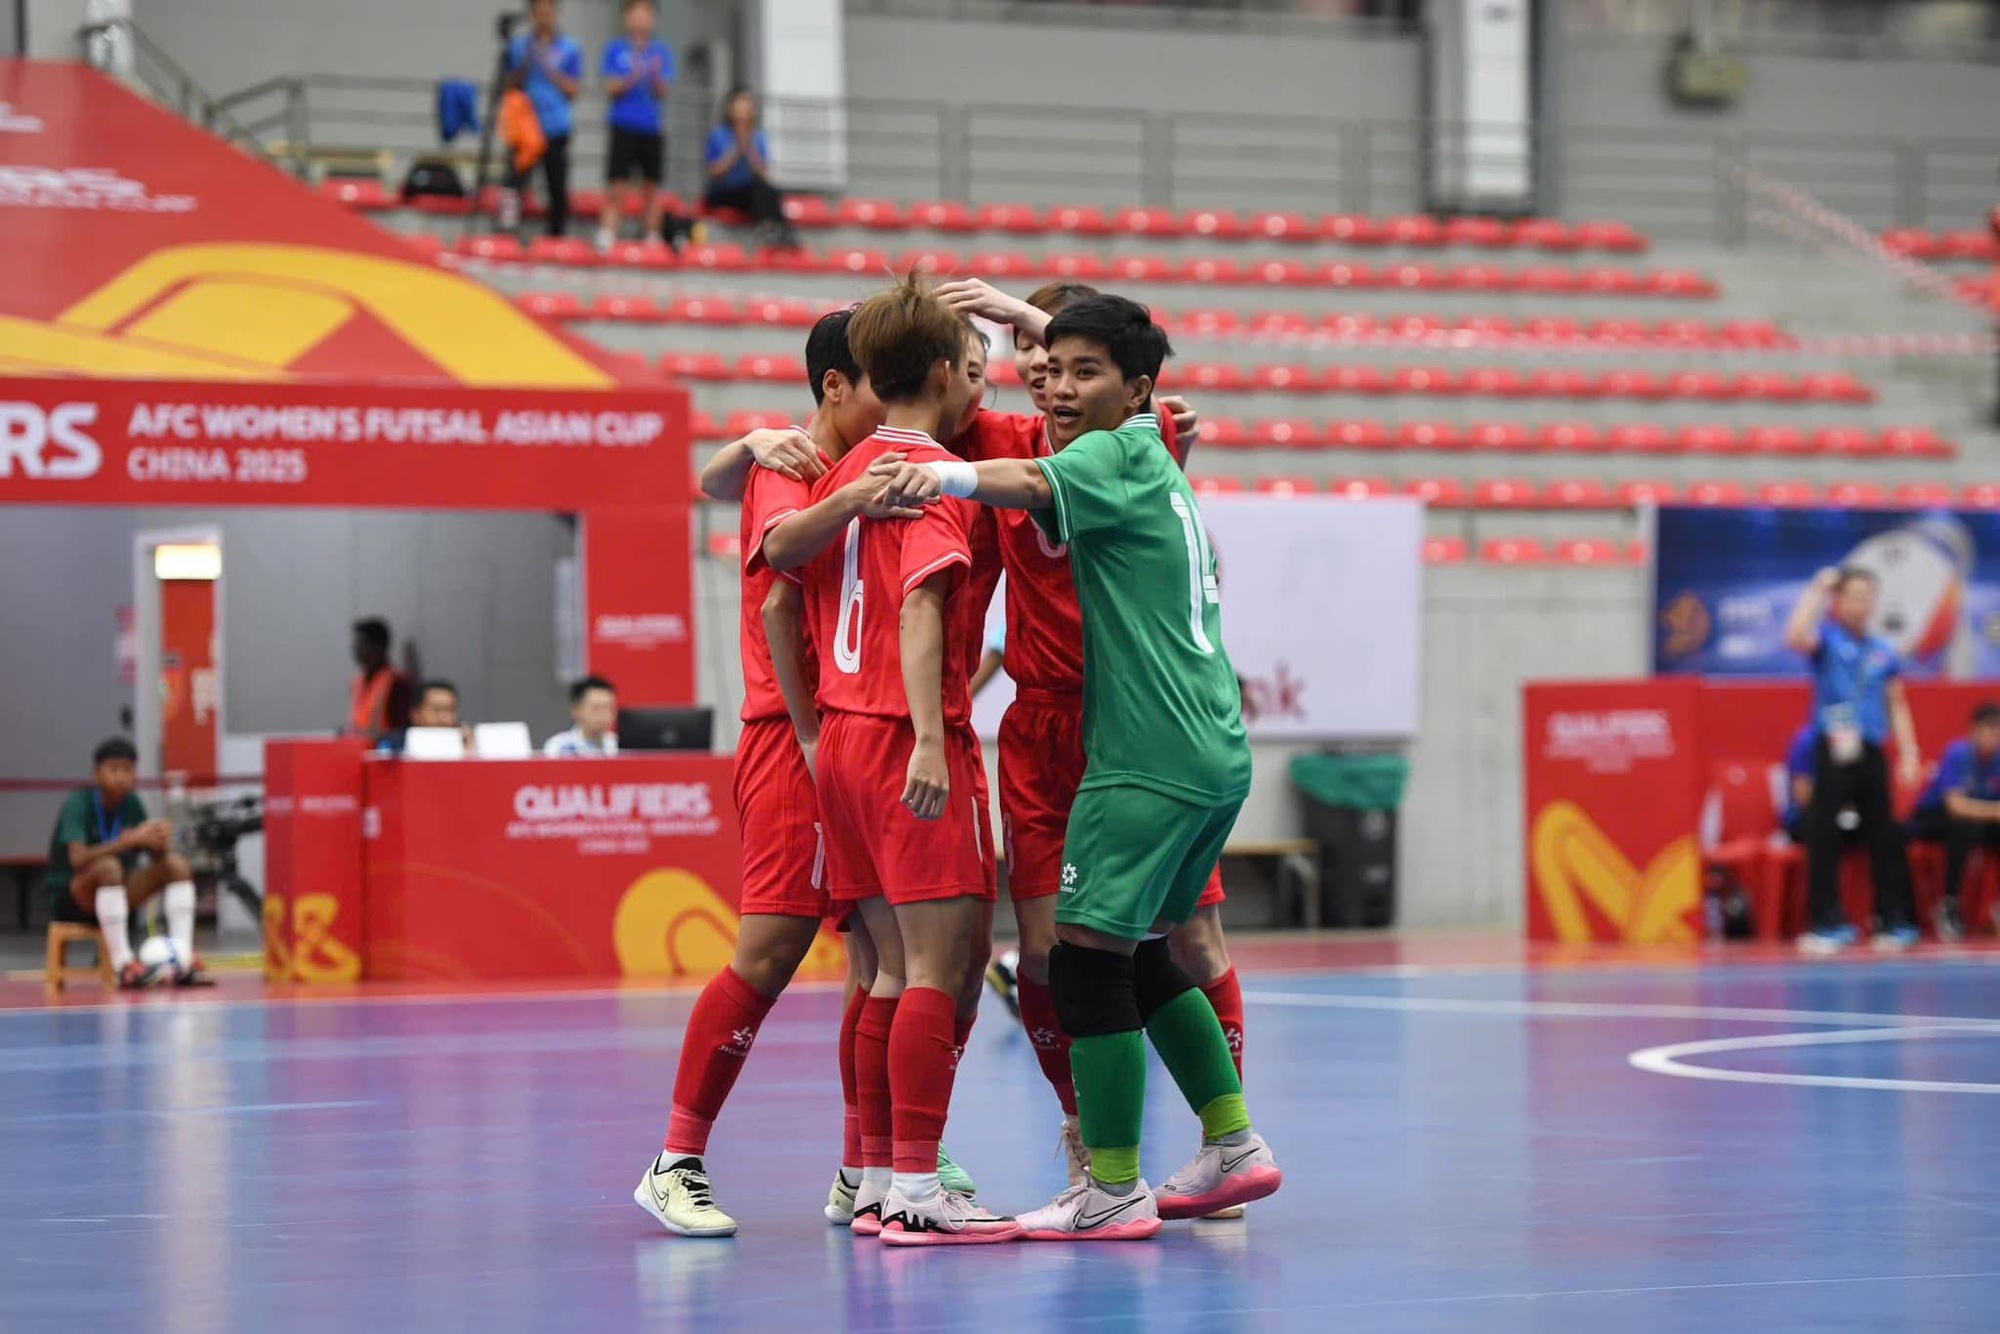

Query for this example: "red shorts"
[733,716,826,919]
[1000,692,1225,908]
[817,712,994,906]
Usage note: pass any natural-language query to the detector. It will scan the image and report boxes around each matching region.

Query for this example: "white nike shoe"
[1017,1178,1162,1242]
[633,1154,739,1237]
[825,1169,859,1226]
[878,1187,1022,1246]
[1156,1132,1282,1221]
[1057,1117,1090,1189]
[848,1175,887,1236]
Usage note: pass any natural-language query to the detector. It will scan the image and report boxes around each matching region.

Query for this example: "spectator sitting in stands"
[379,679,474,755]
[545,675,620,756]
[597,0,676,253]
[47,737,211,990]
[703,86,798,248]
[506,0,583,238]
[347,617,412,743]
[1906,700,2000,942]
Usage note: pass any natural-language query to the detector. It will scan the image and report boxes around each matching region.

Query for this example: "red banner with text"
[582,507,696,706]
[262,738,368,983]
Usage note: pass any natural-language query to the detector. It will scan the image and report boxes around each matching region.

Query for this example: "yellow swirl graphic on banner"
[613,870,846,980]
[1531,800,1702,944]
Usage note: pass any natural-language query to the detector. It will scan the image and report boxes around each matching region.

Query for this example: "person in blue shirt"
[1905,700,2000,940]
[1783,564,1922,953]
[703,86,797,247]
[598,0,675,251]
[377,680,472,756]
[505,0,583,237]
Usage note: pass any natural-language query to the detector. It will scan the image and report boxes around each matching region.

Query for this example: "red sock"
[839,986,868,1169]
[1016,975,1077,1115]
[855,993,898,1169]
[664,966,777,1156]
[1201,968,1246,1078]
[888,986,961,1174]
[953,1012,975,1066]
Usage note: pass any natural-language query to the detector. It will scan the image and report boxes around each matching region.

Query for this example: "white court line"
[1242,989,2000,1030]
[1628,1025,2000,1094]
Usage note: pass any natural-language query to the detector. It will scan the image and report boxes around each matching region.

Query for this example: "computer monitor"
[617,707,715,753]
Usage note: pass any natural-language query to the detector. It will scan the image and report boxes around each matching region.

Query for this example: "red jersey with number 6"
[737,443,827,722]
[802,426,978,724]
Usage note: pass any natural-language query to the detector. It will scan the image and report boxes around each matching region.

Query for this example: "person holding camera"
[505,0,583,238]
[1784,565,1922,954]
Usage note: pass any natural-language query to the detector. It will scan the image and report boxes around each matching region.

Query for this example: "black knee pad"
[1047,942,1141,1038]
[1132,936,1197,1023]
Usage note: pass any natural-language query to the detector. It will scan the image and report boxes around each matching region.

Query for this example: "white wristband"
[925,460,978,499]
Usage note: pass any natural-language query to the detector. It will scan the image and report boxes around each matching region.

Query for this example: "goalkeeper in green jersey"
[869,293,1282,1240]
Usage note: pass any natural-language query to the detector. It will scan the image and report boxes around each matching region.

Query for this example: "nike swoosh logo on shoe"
[1219,1147,1262,1174]
[1075,1194,1147,1230]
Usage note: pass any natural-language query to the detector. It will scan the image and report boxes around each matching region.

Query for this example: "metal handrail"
[76,20,262,150]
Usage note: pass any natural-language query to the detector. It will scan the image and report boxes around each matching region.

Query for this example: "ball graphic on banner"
[613,869,737,978]
[1843,516,1973,672]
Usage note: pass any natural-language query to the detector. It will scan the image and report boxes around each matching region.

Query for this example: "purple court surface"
[4,945,1998,1331]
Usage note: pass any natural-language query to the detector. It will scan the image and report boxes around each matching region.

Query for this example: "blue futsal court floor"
[3,946,1998,1332]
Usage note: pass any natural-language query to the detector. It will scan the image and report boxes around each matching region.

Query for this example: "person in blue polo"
[1783,565,1923,953]
[597,0,675,252]
[1906,700,2000,941]
[506,0,583,237]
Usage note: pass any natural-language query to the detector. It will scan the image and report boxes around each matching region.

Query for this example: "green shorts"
[1055,783,1242,940]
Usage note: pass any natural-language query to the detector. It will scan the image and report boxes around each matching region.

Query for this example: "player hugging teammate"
[638,274,1280,1244]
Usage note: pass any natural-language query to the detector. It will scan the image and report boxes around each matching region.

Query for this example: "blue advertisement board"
[1652,506,2000,679]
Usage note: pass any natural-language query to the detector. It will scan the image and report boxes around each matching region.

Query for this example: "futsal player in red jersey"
[942,279,1248,1200]
[778,277,1017,1246]
[638,307,917,1237]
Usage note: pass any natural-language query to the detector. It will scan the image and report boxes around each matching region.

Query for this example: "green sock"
[1068,1030,1146,1186]
[1145,988,1246,1128]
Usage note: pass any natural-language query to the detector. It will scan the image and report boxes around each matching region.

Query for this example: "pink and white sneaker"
[1016,1179,1162,1242]
[877,1187,1022,1246]
[1156,1132,1282,1221]
[848,1176,887,1236]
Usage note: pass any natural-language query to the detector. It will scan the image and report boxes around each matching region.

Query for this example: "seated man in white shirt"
[545,675,620,757]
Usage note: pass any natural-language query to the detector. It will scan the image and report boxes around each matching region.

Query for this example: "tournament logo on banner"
[1653,506,2000,679]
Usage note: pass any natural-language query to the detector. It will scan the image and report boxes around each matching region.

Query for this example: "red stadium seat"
[705,532,741,559]
[455,234,523,263]
[1894,483,1955,506]
[1879,228,1939,257]
[1474,478,1539,508]
[1654,319,1719,347]
[1247,310,1311,337]
[1743,425,1808,456]
[1732,372,1802,403]
[1581,267,1641,295]
[1316,262,1379,289]
[1677,425,1743,456]
[1045,252,1112,281]
[1047,204,1115,236]
[1403,476,1469,506]
[1191,475,1244,496]
[1328,477,1393,499]
[1667,371,1736,401]
[897,247,963,275]
[414,193,474,217]
[1799,372,1874,404]
[1247,210,1314,242]
[1248,259,1312,287]
[1557,539,1630,565]
[735,353,808,383]
[1606,424,1673,454]
[1513,218,1578,251]
[681,242,751,270]
[745,297,821,328]
[321,179,391,210]
[1393,366,1462,397]
[822,247,893,275]
[1756,481,1819,507]
[782,195,835,228]
[1529,369,1599,399]
[1536,422,1606,452]
[724,410,795,436]
[1396,421,1465,451]
[514,291,583,319]
[1179,256,1246,284]
[667,296,744,325]
[1252,364,1318,391]
[1879,427,1953,459]
[1827,481,1888,507]
[1687,480,1749,506]
[1596,369,1667,399]
[601,350,652,380]
[1327,420,1391,450]
[1384,215,1445,247]
[1941,230,1999,261]
[1618,480,1679,505]
[986,360,1021,388]
[1183,208,1248,240]
[1110,255,1175,283]
[1449,265,1516,292]
[969,251,1042,280]
[1454,314,1515,342]
[605,240,678,270]
[1813,427,1879,458]
[1320,313,1380,341]
[1322,214,1387,245]
[1383,314,1444,340]
[400,232,445,262]
[1575,220,1648,253]
[1252,418,1326,447]
[1480,538,1552,565]
[1424,536,1469,564]
[569,189,607,220]
[908,200,977,232]
[1544,478,1616,508]
[1116,206,1183,237]
[527,236,597,267]
[689,410,725,442]
[1181,308,1245,336]
[1329,365,1391,396]
[1962,484,2000,509]
[1256,476,1316,497]
[1462,367,1530,398]
[660,351,731,381]
[588,293,664,322]
[1182,363,1249,391]
[837,197,904,229]
[1522,316,1582,343]
[1383,263,1448,290]
[1465,422,1532,452]
[1198,418,1249,449]
[974,202,1043,234]
[1445,216,1514,248]
[1588,317,1649,342]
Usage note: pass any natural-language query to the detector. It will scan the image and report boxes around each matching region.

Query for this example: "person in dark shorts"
[599,0,675,251]
[47,737,212,989]
[703,87,798,248]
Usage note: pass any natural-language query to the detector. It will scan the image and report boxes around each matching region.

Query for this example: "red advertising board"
[263,738,368,983]
[582,507,697,705]
[361,756,844,983]
[1523,679,1706,944]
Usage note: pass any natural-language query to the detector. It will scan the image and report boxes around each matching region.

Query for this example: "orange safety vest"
[349,667,403,736]
[500,89,547,174]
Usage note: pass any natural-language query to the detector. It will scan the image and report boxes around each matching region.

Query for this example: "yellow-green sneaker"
[634,1154,739,1237]
[937,1146,977,1198]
